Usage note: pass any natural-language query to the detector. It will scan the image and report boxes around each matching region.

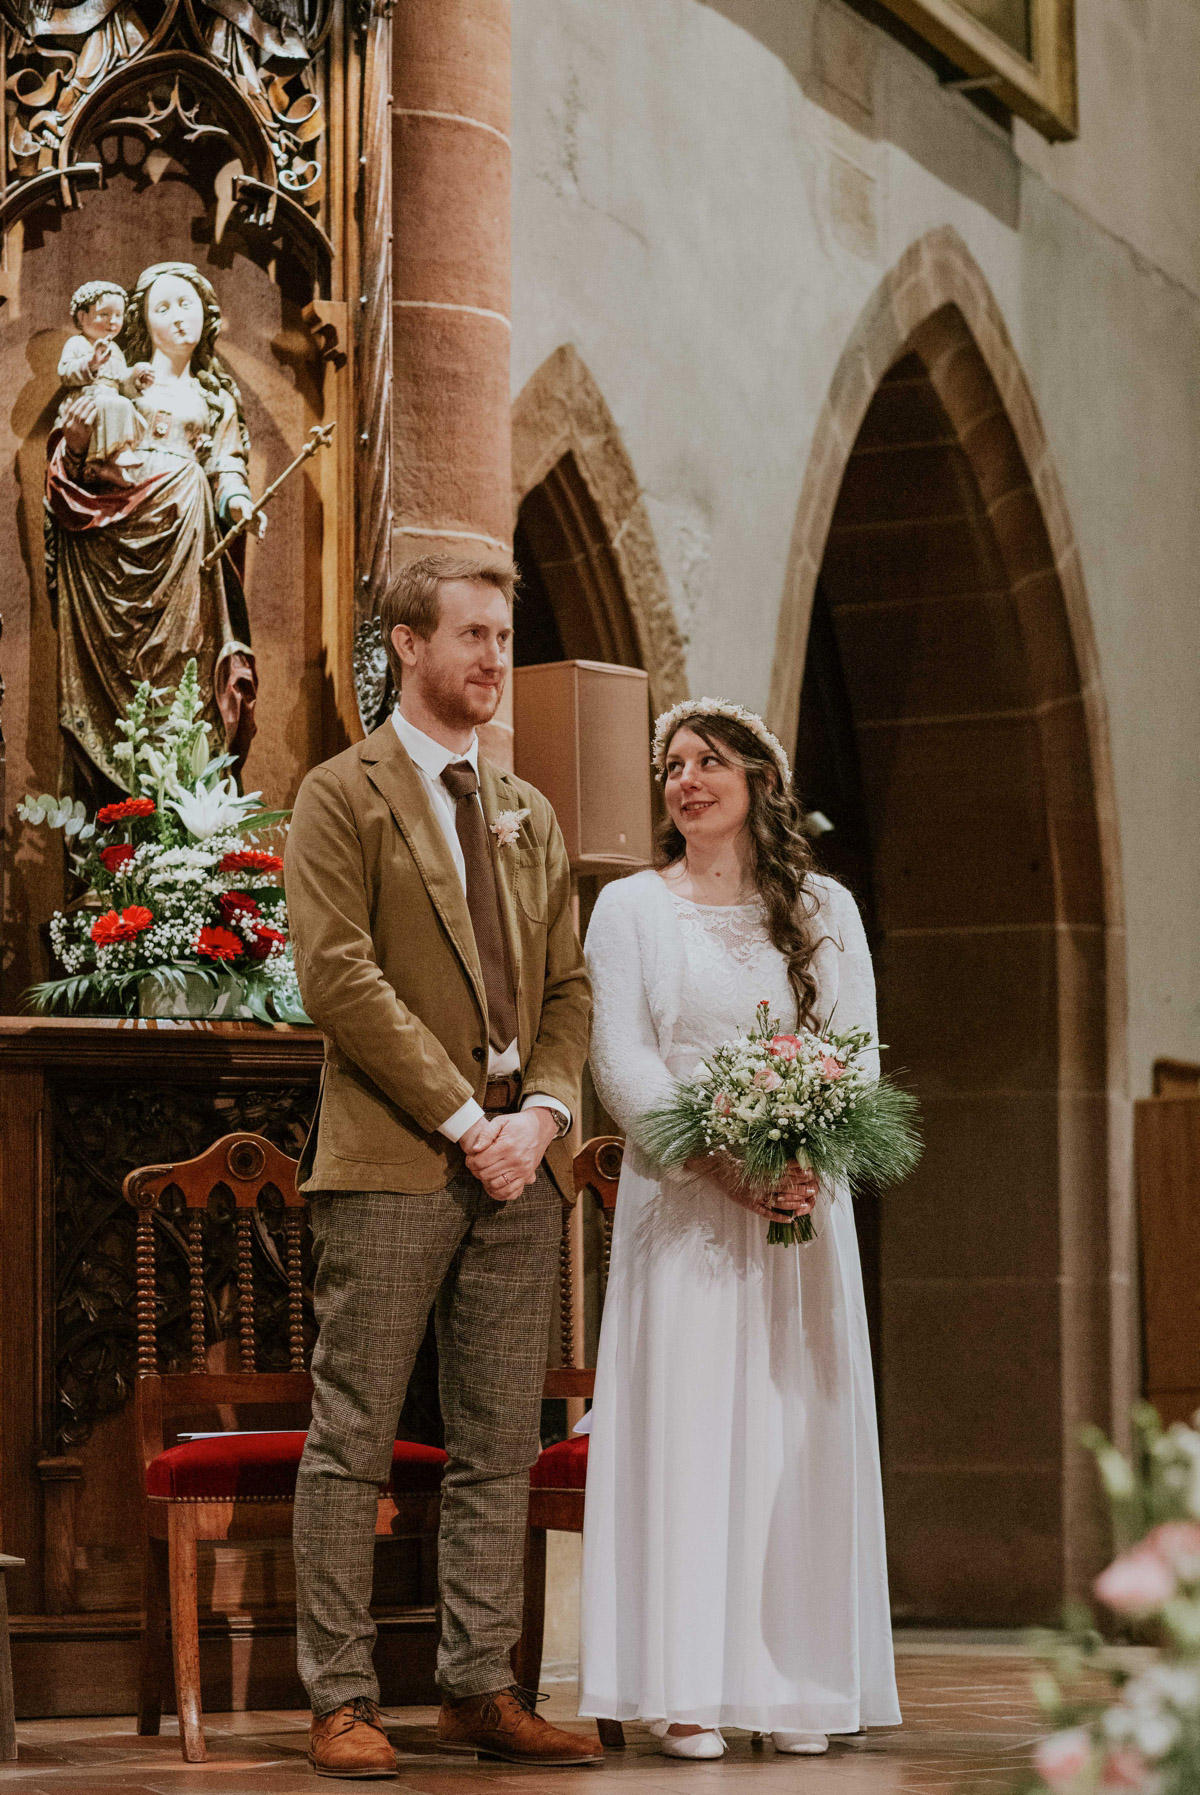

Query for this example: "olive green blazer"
[284,720,591,1198]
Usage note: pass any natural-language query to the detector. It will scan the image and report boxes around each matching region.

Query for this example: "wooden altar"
[0,1018,438,1717]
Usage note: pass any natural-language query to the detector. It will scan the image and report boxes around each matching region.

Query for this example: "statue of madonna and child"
[45,262,262,792]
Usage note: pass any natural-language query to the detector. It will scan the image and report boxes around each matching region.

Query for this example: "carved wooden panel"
[0,0,336,278]
[51,1078,317,1449]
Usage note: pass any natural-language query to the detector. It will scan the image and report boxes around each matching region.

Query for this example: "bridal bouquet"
[640,999,921,1244]
[19,661,308,1024]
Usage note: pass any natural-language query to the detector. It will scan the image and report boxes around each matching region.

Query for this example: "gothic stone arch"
[512,344,687,715]
[769,226,1130,1621]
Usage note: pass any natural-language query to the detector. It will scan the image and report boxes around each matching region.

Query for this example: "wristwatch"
[529,1100,572,1138]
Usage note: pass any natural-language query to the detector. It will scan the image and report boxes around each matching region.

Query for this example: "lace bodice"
[667,895,795,1076]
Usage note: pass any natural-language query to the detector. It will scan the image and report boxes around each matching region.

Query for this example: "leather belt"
[483,1076,521,1112]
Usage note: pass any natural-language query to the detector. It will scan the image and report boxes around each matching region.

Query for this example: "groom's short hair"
[380,552,517,687]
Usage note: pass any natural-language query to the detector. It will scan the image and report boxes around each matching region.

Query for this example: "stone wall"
[511,0,1200,1098]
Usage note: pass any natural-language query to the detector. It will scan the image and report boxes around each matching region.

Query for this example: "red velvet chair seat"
[145,1432,448,1501]
[530,1434,589,1490]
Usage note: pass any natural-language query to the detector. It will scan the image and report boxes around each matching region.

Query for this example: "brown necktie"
[441,761,519,1053]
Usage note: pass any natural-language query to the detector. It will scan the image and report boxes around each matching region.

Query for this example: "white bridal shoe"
[771,1731,829,1754]
[650,1722,727,1759]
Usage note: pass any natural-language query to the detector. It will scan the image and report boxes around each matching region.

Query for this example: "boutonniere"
[490,807,530,849]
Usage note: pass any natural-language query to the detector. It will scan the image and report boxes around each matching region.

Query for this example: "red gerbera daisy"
[96,797,156,825]
[196,925,244,962]
[219,849,283,876]
[218,890,261,925]
[90,905,154,947]
[245,923,288,962]
[99,844,135,874]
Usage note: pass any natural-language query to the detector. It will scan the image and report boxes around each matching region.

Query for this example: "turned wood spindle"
[235,1209,256,1372]
[187,1208,205,1372]
[285,1209,304,1370]
[135,1203,158,1375]
[558,1225,576,1369]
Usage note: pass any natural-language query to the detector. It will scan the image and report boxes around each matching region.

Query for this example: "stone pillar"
[391,0,514,760]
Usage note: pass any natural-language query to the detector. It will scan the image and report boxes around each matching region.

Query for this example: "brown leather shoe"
[308,1697,396,1778]
[438,1686,603,1766]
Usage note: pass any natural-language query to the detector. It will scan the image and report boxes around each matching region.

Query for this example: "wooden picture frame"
[877,0,1077,139]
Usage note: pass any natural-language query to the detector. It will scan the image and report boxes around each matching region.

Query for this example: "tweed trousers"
[293,1168,561,1714]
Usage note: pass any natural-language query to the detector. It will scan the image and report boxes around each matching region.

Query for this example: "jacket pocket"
[514,852,548,921]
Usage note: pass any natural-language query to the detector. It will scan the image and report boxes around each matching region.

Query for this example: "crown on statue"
[651,697,792,784]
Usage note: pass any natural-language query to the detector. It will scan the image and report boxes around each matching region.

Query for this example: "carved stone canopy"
[0,0,335,298]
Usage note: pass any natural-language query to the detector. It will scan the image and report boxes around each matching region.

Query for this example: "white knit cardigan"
[584,868,880,1155]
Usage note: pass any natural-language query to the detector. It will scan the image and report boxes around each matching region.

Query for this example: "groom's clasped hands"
[461,1107,560,1203]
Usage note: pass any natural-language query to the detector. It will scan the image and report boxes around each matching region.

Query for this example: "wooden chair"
[516,1135,625,1749]
[125,1132,445,1763]
[0,1553,23,1760]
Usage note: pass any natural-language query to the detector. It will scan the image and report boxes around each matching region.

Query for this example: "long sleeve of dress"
[826,882,880,1082]
[585,885,678,1150]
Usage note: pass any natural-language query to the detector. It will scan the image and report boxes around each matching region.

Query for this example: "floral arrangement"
[1026,1405,1200,1795]
[19,662,308,1024]
[639,998,921,1244]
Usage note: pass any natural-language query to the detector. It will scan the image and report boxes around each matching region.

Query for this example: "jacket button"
[472,1047,485,1062]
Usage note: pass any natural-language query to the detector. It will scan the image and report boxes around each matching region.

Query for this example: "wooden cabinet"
[0,1019,439,1717]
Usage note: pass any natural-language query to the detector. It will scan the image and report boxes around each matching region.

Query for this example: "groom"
[286,554,599,1777]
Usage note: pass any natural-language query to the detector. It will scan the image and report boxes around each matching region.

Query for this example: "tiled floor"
[1,1643,1052,1795]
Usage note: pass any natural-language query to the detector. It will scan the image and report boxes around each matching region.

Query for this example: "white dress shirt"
[391,708,570,1142]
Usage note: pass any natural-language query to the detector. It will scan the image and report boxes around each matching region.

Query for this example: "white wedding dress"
[578,869,900,1734]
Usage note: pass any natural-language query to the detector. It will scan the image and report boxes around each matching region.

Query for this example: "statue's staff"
[201,422,335,571]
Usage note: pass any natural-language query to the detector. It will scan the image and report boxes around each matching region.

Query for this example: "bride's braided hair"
[654,714,823,1030]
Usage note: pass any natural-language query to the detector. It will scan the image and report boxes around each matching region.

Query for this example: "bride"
[579,697,900,1758]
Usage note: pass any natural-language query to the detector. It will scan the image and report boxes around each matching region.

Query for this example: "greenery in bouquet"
[639,997,921,1244]
[18,661,309,1024]
[1023,1405,1200,1795]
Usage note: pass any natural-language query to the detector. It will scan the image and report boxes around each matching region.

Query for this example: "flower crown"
[652,697,792,784]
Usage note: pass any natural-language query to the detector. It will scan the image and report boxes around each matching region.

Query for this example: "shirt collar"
[391,706,479,781]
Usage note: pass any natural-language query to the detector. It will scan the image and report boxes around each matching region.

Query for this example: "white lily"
[166,777,261,841]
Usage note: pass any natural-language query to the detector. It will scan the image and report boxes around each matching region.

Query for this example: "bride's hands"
[771,1163,820,1216]
[684,1153,819,1221]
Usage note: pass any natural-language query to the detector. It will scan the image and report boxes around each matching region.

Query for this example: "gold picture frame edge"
[877,0,1078,140]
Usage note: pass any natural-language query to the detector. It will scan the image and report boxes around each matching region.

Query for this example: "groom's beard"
[417,661,505,734]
